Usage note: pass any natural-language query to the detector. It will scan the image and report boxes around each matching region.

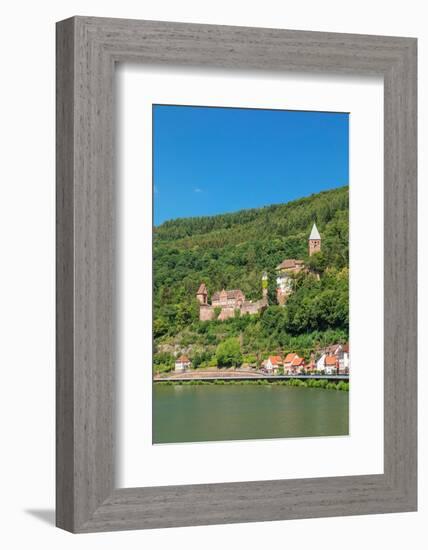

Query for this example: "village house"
[282,352,305,374]
[283,352,298,371]
[174,355,191,372]
[289,355,305,374]
[317,343,350,374]
[197,273,268,321]
[260,347,349,376]
[324,355,338,375]
[265,355,283,374]
[337,344,350,374]
[276,223,321,305]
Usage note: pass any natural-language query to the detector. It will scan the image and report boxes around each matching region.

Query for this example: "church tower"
[308,223,321,256]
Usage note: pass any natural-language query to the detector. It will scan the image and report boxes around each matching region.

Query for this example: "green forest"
[153,185,349,373]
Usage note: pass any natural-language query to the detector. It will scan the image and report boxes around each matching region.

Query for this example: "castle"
[197,223,321,319]
[197,273,268,321]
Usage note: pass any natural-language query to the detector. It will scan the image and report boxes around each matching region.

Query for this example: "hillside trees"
[153,185,349,368]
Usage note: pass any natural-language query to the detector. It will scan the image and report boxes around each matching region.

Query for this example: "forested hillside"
[153,186,349,371]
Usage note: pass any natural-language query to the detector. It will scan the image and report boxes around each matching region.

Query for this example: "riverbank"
[154,378,349,391]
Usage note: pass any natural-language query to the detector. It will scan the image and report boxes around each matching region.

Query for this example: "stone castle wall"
[217,307,236,321]
[200,298,267,321]
[199,305,215,321]
[240,299,267,315]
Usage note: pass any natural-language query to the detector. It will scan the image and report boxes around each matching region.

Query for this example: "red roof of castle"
[196,283,207,295]
[212,289,245,301]
[276,259,304,271]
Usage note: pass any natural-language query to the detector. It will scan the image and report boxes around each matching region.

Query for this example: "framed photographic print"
[56,17,417,532]
[150,104,351,446]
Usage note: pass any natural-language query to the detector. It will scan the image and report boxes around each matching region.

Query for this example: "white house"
[175,355,191,372]
[317,344,350,374]
[316,353,327,372]
[338,344,350,374]
[265,355,282,374]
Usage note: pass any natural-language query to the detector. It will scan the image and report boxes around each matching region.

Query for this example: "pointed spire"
[309,223,321,240]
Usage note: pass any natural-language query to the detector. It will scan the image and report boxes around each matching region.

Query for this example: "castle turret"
[196,283,208,305]
[308,223,321,256]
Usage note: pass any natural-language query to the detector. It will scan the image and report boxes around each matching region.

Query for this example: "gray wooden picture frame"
[56,16,417,533]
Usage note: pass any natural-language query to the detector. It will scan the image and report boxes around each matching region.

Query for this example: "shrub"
[216,337,243,367]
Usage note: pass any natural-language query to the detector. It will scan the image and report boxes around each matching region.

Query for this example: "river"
[153,384,349,444]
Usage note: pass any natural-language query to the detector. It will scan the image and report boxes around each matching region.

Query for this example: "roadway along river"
[153,384,349,444]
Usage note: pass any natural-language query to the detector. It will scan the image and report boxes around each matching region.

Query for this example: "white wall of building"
[317,354,326,372]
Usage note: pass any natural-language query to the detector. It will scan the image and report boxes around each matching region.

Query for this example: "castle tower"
[308,223,321,256]
[262,271,268,302]
[196,283,208,305]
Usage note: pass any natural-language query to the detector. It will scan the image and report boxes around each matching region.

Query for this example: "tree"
[215,337,243,367]
[307,251,328,274]
[153,317,168,338]
[210,306,220,319]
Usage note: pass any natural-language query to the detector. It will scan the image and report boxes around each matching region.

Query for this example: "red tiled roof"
[176,355,190,363]
[325,356,337,366]
[197,283,207,295]
[291,355,304,366]
[268,355,283,365]
[284,353,297,364]
[276,259,305,271]
[212,289,245,301]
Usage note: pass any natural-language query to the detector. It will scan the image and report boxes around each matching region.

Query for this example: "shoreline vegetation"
[154,378,349,391]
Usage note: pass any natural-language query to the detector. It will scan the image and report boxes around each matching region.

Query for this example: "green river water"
[153,384,349,444]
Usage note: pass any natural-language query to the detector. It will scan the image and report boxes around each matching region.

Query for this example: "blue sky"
[153,105,348,226]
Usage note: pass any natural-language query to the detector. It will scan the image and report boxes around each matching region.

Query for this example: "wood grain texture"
[56,18,75,532]
[56,16,417,532]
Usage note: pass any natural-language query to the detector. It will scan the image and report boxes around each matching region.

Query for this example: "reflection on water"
[153,384,349,444]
